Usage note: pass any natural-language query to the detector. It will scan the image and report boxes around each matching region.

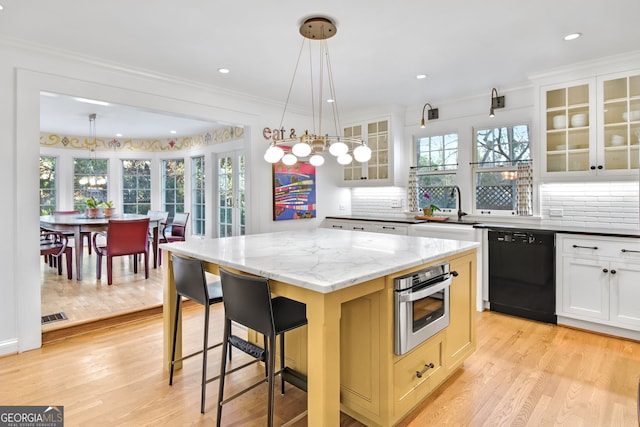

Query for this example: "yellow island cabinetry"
[282,249,477,426]
[342,249,476,426]
[162,229,477,426]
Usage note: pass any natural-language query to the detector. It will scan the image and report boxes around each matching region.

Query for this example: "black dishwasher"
[488,229,557,324]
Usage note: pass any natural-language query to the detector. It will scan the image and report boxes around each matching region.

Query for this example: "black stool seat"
[216,268,308,427]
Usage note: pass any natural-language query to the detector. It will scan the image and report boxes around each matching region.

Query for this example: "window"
[191,156,205,236]
[474,124,532,214]
[74,158,108,210]
[122,159,151,214]
[40,155,57,214]
[162,159,185,222]
[415,133,458,210]
[217,152,245,237]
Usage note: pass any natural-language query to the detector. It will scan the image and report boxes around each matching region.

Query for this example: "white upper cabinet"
[540,69,640,178]
[598,71,640,173]
[339,115,407,187]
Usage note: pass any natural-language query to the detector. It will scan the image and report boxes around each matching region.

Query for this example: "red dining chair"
[53,210,93,255]
[92,218,150,285]
[40,231,73,280]
[159,212,189,265]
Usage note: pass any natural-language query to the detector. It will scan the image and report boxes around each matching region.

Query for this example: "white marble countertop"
[161,228,479,293]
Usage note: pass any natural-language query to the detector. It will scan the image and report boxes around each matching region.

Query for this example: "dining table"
[40,212,166,281]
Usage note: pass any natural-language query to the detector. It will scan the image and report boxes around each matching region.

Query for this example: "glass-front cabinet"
[599,72,640,171]
[541,70,640,177]
[543,80,595,175]
[342,118,391,185]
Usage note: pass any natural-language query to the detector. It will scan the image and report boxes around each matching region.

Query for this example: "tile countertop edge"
[160,231,479,294]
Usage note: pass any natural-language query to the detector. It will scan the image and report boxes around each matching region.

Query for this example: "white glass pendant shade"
[282,153,298,165]
[264,145,285,163]
[353,144,372,162]
[329,141,348,156]
[337,153,353,165]
[292,141,312,157]
[309,154,325,166]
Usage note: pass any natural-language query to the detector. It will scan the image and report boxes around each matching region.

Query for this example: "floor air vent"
[41,312,68,325]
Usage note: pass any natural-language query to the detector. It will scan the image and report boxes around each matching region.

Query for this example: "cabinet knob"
[451,271,459,277]
[590,165,596,170]
[416,362,435,378]
[597,165,603,170]
[603,268,608,273]
[610,269,616,275]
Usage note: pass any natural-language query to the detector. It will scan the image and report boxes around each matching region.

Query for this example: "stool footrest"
[229,335,265,360]
[282,367,307,392]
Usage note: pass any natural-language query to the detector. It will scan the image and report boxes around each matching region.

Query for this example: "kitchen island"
[161,228,479,426]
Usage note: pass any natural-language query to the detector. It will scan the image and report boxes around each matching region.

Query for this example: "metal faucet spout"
[450,185,467,220]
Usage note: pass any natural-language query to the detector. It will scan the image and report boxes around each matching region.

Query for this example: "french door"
[216,151,245,237]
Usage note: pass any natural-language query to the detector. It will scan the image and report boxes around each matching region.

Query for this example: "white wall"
[0,38,343,355]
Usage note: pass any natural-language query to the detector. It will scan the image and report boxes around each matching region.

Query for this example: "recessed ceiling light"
[217,68,230,74]
[0,5,4,11]
[416,74,428,80]
[170,130,177,135]
[564,32,582,41]
[74,97,110,106]
[326,98,335,103]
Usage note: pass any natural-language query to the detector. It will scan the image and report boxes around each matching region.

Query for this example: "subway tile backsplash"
[351,187,408,218]
[540,181,639,229]
[350,182,640,228]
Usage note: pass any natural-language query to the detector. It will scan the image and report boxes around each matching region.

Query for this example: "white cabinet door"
[561,256,609,321]
[610,261,640,328]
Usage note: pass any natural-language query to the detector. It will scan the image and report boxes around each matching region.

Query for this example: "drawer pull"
[382,226,396,230]
[353,227,365,231]
[573,244,598,250]
[621,249,640,254]
[416,363,435,378]
[331,225,343,229]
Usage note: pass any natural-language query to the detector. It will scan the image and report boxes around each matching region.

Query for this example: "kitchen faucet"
[450,185,467,221]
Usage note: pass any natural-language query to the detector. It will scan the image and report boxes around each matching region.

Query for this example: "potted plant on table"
[99,200,115,218]
[85,197,102,218]
[422,193,441,217]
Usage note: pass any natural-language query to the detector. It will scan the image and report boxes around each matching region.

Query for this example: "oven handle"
[397,276,452,303]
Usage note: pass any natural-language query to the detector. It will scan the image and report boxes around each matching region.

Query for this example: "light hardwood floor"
[7,288,640,426]
[41,249,165,341]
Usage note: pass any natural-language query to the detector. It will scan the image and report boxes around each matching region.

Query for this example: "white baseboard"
[0,339,18,356]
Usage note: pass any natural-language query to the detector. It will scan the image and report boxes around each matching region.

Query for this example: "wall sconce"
[420,103,439,128]
[489,88,505,117]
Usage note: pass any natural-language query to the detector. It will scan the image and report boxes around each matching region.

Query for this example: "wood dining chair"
[92,218,150,285]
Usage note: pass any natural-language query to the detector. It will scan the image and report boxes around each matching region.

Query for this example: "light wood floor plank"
[3,304,640,426]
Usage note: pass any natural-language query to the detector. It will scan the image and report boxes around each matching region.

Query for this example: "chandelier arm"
[308,40,316,136]
[317,40,325,136]
[278,38,307,130]
[325,45,341,138]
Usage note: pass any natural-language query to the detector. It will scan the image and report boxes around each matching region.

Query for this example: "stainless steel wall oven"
[394,262,455,355]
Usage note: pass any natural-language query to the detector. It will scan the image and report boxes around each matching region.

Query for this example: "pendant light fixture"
[79,113,106,187]
[263,16,371,167]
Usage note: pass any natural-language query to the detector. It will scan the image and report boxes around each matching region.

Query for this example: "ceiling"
[2,0,640,138]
